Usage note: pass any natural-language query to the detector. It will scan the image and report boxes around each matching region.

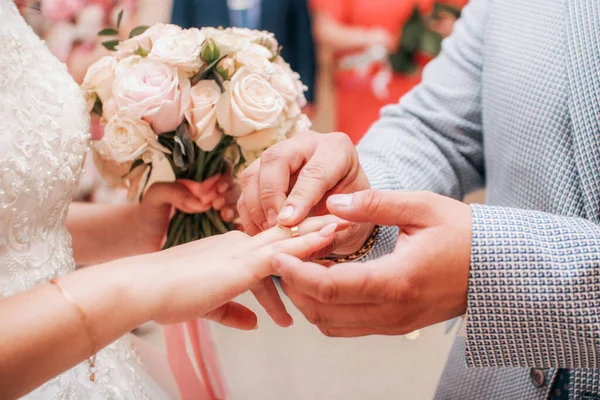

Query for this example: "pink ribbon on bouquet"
[164,320,228,400]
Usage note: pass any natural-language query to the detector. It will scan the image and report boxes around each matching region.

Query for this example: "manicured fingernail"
[252,323,259,331]
[328,194,354,207]
[278,205,294,221]
[218,181,229,193]
[320,223,338,237]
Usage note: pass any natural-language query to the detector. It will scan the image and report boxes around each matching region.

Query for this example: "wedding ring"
[290,225,300,238]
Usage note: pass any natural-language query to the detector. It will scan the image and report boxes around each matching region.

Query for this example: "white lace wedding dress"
[0,1,172,398]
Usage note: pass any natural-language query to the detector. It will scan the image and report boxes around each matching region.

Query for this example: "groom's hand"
[237,131,374,329]
[238,131,373,255]
[274,190,472,337]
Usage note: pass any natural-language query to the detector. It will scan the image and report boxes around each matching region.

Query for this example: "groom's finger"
[239,160,270,231]
[251,278,293,328]
[327,190,437,227]
[273,254,387,304]
[281,286,407,329]
[204,301,258,330]
[277,149,349,227]
[257,136,310,226]
[238,195,261,236]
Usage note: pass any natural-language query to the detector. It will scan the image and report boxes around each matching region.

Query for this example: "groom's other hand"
[274,190,472,337]
[238,131,372,256]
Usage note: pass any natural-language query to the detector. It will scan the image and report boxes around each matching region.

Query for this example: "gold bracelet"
[50,278,99,382]
[325,225,380,263]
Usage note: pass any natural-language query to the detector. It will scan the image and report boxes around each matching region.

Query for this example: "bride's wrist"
[108,255,163,325]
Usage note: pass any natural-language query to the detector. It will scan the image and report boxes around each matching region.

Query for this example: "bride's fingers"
[251,278,293,328]
[253,223,340,272]
[250,215,350,249]
[203,301,258,331]
[178,175,221,203]
[144,182,211,214]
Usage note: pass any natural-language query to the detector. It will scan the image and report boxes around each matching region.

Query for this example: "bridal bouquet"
[83,20,310,248]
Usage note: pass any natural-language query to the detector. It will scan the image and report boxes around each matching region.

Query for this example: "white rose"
[216,67,285,137]
[270,63,302,117]
[100,116,167,163]
[185,80,223,151]
[235,43,274,77]
[235,125,281,151]
[115,23,183,59]
[149,28,205,76]
[254,31,279,54]
[102,98,118,120]
[229,27,262,41]
[210,30,250,56]
[82,55,117,104]
[112,58,191,134]
[228,28,279,53]
[288,114,312,138]
[275,57,308,108]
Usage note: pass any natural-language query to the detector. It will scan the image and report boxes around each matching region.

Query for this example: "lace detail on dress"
[0,2,162,398]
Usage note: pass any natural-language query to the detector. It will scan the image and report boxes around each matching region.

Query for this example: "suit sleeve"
[466,204,600,368]
[360,0,488,259]
[290,0,317,103]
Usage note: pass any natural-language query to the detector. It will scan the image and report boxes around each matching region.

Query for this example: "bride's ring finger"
[250,215,349,249]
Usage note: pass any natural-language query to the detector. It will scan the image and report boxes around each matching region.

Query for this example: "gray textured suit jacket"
[359,0,600,398]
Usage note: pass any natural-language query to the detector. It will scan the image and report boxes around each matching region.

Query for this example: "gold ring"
[290,226,300,238]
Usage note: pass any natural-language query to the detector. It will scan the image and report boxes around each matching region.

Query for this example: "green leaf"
[129,25,150,39]
[172,123,195,171]
[116,9,124,30]
[98,28,118,37]
[101,40,120,51]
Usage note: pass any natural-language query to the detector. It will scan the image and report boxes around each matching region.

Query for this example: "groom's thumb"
[326,190,435,227]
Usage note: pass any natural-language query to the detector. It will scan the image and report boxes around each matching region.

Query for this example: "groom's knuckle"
[360,190,383,214]
[258,185,279,203]
[240,167,257,188]
[300,161,330,185]
[260,147,284,165]
[248,204,266,222]
[329,131,351,148]
[316,276,339,303]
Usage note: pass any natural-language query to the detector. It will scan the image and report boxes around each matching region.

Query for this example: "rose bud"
[216,57,236,80]
[201,38,220,63]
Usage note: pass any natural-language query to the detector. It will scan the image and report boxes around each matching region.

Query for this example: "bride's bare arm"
[0,216,343,399]
[67,177,226,266]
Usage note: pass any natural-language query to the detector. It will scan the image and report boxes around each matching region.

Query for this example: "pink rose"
[41,0,86,21]
[185,80,222,151]
[112,58,191,133]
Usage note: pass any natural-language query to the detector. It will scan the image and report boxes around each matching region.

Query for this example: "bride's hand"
[134,215,347,330]
[133,175,232,253]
